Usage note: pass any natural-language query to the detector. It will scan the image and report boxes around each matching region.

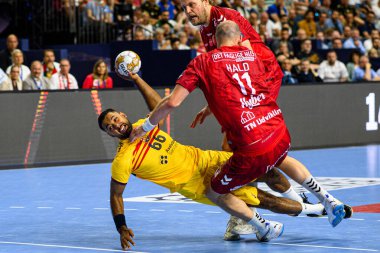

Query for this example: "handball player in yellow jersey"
[98,72,328,250]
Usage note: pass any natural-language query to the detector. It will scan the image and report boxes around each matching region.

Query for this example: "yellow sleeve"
[111,155,133,184]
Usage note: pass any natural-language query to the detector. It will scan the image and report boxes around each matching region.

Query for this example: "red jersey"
[200,6,263,52]
[177,45,287,153]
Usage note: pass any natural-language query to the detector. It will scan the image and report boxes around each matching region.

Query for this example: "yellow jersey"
[111,119,231,193]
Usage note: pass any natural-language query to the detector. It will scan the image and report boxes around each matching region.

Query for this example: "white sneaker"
[224,216,241,241]
[323,197,346,227]
[256,220,284,242]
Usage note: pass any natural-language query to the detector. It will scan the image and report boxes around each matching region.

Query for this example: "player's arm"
[117,71,165,126]
[130,84,190,142]
[190,104,213,128]
[110,178,135,250]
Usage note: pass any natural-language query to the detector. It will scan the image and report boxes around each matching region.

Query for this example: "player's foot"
[256,220,284,242]
[302,193,353,219]
[323,197,346,227]
[224,216,241,241]
[343,204,353,219]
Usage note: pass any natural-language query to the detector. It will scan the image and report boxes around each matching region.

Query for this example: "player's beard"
[120,121,133,140]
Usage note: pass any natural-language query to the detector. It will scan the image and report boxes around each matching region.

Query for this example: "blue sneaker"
[324,198,346,227]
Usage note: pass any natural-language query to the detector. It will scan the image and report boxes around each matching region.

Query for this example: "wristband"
[142,118,157,132]
[113,214,127,231]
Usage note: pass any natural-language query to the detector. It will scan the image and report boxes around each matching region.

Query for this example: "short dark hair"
[98,108,116,131]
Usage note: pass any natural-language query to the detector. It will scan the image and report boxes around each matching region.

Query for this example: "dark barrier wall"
[1,83,380,169]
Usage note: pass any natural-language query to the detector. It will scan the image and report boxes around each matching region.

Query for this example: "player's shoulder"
[216,6,240,17]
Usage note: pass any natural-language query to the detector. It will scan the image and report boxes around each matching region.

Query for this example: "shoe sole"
[224,234,241,241]
[259,224,284,242]
[332,204,346,227]
[344,205,353,219]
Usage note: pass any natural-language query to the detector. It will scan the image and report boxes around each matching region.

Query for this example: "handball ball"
[115,50,141,77]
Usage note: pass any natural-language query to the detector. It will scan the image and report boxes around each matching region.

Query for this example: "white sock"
[300,203,325,215]
[247,209,267,233]
[282,187,303,203]
[302,176,332,203]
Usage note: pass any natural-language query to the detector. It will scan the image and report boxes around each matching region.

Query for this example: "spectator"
[364,29,380,52]
[353,55,380,81]
[158,0,175,20]
[170,37,181,50]
[155,10,176,30]
[178,31,190,49]
[86,0,106,22]
[0,65,22,91]
[137,11,154,39]
[42,49,61,79]
[281,58,298,84]
[316,11,329,33]
[316,31,329,49]
[275,42,299,66]
[343,26,352,40]
[331,38,343,49]
[326,10,344,34]
[251,0,267,15]
[154,28,171,50]
[83,59,113,89]
[370,38,380,56]
[297,10,317,38]
[267,0,288,23]
[232,0,250,19]
[297,39,320,68]
[114,0,134,40]
[23,61,51,90]
[141,0,160,20]
[6,49,30,81]
[295,59,322,83]
[358,11,377,38]
[0,34,18,72]
[248,11,259,32]
[271,27,294,53]
[50,59,79,89]
[259,12,278,39]
[368,48,379,58]
[0,68,7,84]
[317,50,349,82]
[295,28,308,41]
[346,50,361,81]
[134,29,147,40]
[343,28,366,54]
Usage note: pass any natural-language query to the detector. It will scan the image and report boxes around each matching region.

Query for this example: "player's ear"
[120,112,127,118]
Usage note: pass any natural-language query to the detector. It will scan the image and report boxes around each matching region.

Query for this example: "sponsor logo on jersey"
[240,93,265,109]
[212,50,256,62]
[243,108,282,131]
[241,111,255,124]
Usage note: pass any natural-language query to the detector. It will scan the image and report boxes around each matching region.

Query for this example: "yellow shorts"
[176,150,260,206]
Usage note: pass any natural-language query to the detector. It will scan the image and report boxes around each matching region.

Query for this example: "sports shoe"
[256,220,284,242]
[302,193,353,219]
[224,216,241,241]
[224,216,257,241]
[323,197,346,227]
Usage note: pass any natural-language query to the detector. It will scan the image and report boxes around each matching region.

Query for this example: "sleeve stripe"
[131,127,158,171]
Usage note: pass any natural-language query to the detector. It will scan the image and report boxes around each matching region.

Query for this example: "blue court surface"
[1,145,380,253]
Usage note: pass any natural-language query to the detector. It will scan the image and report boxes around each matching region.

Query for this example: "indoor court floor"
[0,144,379,253]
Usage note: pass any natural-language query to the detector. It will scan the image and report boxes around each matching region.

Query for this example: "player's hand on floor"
[190,105,212,128]
[129,125,146,142]
[119,227,135,250]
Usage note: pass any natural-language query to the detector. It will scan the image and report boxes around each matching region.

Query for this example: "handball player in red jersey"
[130,22,348,241]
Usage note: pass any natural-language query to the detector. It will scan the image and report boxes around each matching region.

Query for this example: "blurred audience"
[353,55,380,81]
[0,34,18,72]
[42,49,61,79]
[6,49,30,81]
[317,50,349,82]
[0,65,22,91]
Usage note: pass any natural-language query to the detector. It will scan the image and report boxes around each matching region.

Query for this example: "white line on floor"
[205,211,221,214]
[178,210,194,213]
[65,207,81,210]
[0,241,149,253]
[93,208,109,210]
[125,208,138,211]
[149,209,165,212]
[9,206,24,209]
[269,242,378,252]
[37,207,53,209]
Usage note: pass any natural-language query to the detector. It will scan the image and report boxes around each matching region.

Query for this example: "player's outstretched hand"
[115,69,140,82]
[119,227,135,250]
[129,125,146,142]
[190,105,212,128]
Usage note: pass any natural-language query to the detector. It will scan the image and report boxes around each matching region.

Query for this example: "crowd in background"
[1,0,380,90]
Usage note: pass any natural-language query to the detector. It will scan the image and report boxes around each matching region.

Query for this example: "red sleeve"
[107,77,113,88]
[176,57,201,93]
[82,75,93,89]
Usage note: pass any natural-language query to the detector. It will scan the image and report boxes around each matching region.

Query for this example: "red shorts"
[211,129,291,194]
